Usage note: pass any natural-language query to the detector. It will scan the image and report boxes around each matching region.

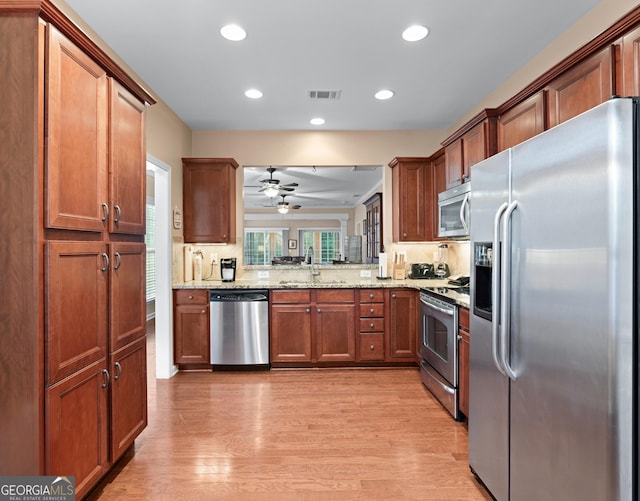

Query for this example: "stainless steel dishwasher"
[209,290,270,367]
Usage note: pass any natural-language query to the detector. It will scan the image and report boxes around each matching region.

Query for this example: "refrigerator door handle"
[500,200,519,381]
[460,192,470,234]
[492,202,509,376]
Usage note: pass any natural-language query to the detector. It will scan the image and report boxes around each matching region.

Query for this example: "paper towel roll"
[184,245,193,281]
[378,252,388,278]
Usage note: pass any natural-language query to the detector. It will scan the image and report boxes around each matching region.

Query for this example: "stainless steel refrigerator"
[469,97,637,501]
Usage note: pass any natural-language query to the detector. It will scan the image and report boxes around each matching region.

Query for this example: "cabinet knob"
[101,369,110,389]
[188,295,193,300]
[369,293,374,299]
[317,308,321,313]
[403,233,407,238]
[306,308,310,313]
[202,310,206,314]
[370,323,374,328]
[370,308,375,313]
[101,253,109,272]
[114,361,122,380]
[392,294,396,299]
[458,335,462,341]
[101,202,109,222]
[114,204,122,223]
[370,345,375,351]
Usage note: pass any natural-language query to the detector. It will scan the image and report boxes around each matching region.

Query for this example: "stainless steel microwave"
[438,182,471,238]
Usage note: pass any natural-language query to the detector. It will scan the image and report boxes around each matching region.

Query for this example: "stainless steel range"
[419,289,461,420]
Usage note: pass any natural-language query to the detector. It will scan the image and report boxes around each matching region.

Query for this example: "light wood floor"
[87,321,492,501]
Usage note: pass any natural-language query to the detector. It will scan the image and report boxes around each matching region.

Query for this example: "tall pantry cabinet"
[0,3,155,498]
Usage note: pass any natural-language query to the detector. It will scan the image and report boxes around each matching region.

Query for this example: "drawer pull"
[369,293,374,299]
[306,308,310,313]
[202,310,206,314]
[370,344,375,351]
[188,295,193,300]
[370,323,374,328]
[370,308,375,314]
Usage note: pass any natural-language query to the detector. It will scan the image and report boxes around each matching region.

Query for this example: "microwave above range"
[438,182,471,239]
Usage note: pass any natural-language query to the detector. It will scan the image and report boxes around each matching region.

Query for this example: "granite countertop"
[173,277,470,309]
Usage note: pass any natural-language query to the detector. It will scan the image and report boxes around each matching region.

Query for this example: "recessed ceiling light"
[402,25,429,42]
[244,89,263,99]
[375,89,394,100]
[220,24,247,41]
[310,118,325,126]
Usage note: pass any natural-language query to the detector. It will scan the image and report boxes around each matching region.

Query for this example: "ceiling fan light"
[277,204,289,214]
[263,186,280,197]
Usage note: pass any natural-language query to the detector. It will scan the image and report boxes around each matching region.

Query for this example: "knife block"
[392,264,406,280]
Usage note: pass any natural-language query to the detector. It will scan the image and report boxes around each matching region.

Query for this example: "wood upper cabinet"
[45,241,109,384]
[110,336,147,462]
[173,289,210,366]
[46,360,109,500]
[387,288,417,361]
[443,111,498,188]
[458,307,470,419]
[46,25,108,233]
[109,80,146,235]
[546,45,617,128]
[110,242,146,352]
[431,149,446,240]
[183,158,239,243]
[622,25,640,96]
[364,193,382,263]
[389,157,432,242]
[498,91,546,151]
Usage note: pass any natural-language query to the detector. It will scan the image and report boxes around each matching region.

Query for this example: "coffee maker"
[220,258,236,282]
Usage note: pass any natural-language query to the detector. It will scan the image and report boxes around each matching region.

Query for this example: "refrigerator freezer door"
[508,99,635,500]
[469,149,511,501]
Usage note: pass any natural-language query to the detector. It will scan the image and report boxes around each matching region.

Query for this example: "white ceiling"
[64,0,600,131]
[64,0,600,209]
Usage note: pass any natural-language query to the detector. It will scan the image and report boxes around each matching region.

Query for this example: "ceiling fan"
[276,194,301,214]
[258,167,298,197]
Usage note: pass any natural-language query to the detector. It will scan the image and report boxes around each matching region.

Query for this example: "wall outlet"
[360,269,372,278]
[258,271,269,279]
[209,253,218,265]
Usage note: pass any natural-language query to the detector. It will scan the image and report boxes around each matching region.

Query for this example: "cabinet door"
[45,241,108,383]
[110,337,147,462]
[498,91,546,150]
[46,360,109,500]
[46,25,108,232]
[183,159,238,243]
[622,26,640,96]
[390,158,430,242]
[546,45,615,128]
[387,289,417,360]
[110,242,146,352]
[431,151,446,239]
[444,140,463,188]
[462,122,485,178]
[173,304,210,365]
[109,80,146,235]
[315,304,356,363]
[270,304,312,363]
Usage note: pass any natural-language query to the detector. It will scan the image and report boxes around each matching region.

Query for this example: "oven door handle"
[492,202,509,377]
[421,361,455,395]
[420,298,454,316]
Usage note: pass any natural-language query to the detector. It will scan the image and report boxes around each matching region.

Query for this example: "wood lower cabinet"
[173,289,211,367]
[182,158,238,243]
[46,360,110,499]
[458,307,470,419]
[358,289,385,361]
[387,289,418,361]
[316,302,356,363]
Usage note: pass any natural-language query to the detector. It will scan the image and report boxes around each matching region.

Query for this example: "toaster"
[410,263,435,279]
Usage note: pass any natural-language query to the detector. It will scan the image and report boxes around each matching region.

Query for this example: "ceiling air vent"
[307,89,341,100]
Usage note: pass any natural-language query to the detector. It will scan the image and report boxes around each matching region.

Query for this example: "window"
[301,230,341,264]
[244,230,284,265]
[145,203,156,302]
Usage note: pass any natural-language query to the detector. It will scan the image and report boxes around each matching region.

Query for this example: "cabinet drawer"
[360,303,384,317]
[459,307,470,330]
[271,289,311,304]
[359,289,384,302]
[360,317,385,332]
[359,333,385,361]
[316,289,354,303]
[174,289,209,305]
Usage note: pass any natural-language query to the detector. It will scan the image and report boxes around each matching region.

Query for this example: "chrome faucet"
[305,246,321,280]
